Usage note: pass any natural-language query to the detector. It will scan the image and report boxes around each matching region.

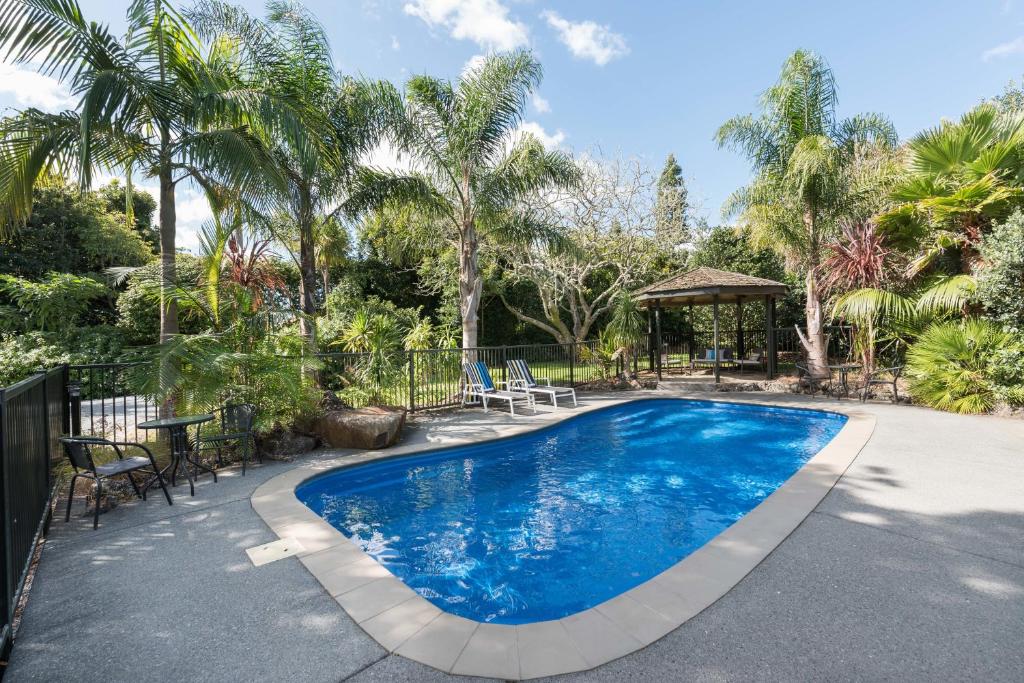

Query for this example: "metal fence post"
[569,342,575,387]
[407,351,416,412]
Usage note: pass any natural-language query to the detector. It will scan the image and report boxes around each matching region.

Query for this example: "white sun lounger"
[463,361,535,415]
[507,359,577,408]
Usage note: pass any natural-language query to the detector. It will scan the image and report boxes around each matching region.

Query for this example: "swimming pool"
[296,398,846,624]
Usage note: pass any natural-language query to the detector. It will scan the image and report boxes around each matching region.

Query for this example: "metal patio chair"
[196,403,258,475]
[860,366,904,403]
[60,436,173,529]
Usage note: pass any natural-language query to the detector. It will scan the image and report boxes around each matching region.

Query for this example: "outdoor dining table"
[828,363,862,399]
[137,414,215,496]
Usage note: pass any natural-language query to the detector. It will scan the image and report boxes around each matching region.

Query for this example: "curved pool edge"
[250,394,876,680]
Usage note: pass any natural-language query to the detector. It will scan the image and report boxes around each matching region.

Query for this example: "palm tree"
[190,1,382,353]
[716,49,897,376]
[347,50,579,351]
[878,103,1024,276]
[0,0,291,343]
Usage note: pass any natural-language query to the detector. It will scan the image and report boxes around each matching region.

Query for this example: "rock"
[257,428,319,460]
[315,406,407,450]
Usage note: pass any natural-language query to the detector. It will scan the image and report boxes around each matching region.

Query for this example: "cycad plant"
[906,319,1014,414]
[0,0,293,343]
[346,50,579,351]
[716,50,897,376]
[605,293,646,375]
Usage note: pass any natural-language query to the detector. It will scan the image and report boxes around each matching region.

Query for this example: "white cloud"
[983,36,1024,61]
[530,92,550,114]
[404,0,529,51]
[0,63,75,111]
[514,121,566,150]
[541,11,629,66]
[391,35,401,50]
[461,53,487,77]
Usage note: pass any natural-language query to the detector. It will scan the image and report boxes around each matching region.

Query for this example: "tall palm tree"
[347,50,579,350]
[0,0,289,343]
[716,49,897,375]
[190,1,382,352]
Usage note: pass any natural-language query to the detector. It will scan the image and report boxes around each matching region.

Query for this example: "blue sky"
[4,0,1024,248]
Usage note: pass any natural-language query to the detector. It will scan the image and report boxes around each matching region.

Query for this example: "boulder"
[257,428,320,460]
[315,406,407,450]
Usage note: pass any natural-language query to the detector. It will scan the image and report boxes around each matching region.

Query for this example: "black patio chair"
[197,403,258,475]
[60,436,173,530]
[860,365,904,403]
[795,362,833,396]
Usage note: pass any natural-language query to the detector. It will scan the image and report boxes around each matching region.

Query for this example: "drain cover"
[246,537,305,566]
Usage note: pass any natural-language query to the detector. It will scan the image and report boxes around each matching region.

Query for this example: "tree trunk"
[459,222,482,353]
[297,195,320,385]
[158,167,178,343]
[799,208,828,377]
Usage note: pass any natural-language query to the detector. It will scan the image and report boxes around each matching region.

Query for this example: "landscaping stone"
[257,428,319,460]
[315,406,407,449]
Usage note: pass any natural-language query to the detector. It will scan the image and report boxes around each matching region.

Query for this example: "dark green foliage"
[96,180,159,249]
[0,183,154,279]
[115,256,205,345]
[0,272,108,332]
[977,211,1024,332]
[655,153,689,243]
[0,326,126,386]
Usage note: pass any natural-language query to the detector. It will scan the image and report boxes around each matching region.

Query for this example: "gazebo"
[634,267,789,383]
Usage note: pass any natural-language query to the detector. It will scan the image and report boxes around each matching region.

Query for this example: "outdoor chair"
[691,347,734,370]
[794,362,833,396]
[196,403,258,475]
[735,349,765,374]
[507,359,577,408]
[860,366,904,403]
[463,361,535,415]
[60,436,172,529]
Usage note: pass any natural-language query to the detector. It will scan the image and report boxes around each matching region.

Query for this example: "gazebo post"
[688,302,695,366]
[765,294,776,380]
[712,295,720,384]
[654,300,663,382]
[736,296,745,360]
[647,305,654,372]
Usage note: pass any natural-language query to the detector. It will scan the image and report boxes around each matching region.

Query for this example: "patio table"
[828,363,861,399]
[138,414,215,496]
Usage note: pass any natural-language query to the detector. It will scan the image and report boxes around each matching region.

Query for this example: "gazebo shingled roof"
[635,267,787,306]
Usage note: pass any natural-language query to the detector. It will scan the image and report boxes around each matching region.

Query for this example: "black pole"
[654,301,663,382]
[713,296,720,384]
[765,295,777,380]
[736,297,745,359]
[647,306,654,372]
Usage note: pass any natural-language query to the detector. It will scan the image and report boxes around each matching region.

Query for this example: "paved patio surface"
[6,391,1024,681]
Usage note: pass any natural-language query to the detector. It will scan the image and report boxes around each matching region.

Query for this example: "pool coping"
[250,394,875,680]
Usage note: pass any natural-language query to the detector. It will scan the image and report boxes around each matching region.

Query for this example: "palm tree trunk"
[800,209,828,377]
[158,166,178,343]
[297,192,319,356]
[459,222,482,353]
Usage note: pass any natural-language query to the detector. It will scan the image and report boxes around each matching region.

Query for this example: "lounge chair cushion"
[474,361,495,391]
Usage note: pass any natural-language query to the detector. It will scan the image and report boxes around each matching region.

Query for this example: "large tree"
[655,153,689,243]
[716,49,897,376]
[347,50,578,351]
[0,0,290,343]
[191,1,381,352]
[496,153,677,343]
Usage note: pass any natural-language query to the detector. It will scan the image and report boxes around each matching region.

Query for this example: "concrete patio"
[6,391,1024,681]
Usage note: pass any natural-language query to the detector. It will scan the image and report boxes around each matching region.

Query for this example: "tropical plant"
[906,319,1017,414]
[878,104,1024,276]
[0,272,108,332]
[339,309,407,404]
[579,329,623,381]
[191,0,382,353]
[605,292,646,374]
[0,0,291,344]
[716,49,897,376]
[346,50,579,351]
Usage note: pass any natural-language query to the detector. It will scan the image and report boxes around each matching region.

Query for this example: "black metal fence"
[63,327,852,438]
[0,367,65,656]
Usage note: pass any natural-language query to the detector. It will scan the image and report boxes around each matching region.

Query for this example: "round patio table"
[828,363,861,399]
[138,414,215,497]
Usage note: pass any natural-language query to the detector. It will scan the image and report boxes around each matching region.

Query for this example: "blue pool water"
[296,399,845,624]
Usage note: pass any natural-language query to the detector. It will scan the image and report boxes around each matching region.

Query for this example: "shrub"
[906,319,1017,414]
[977,211,1024,333]
[0,326,126,387]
